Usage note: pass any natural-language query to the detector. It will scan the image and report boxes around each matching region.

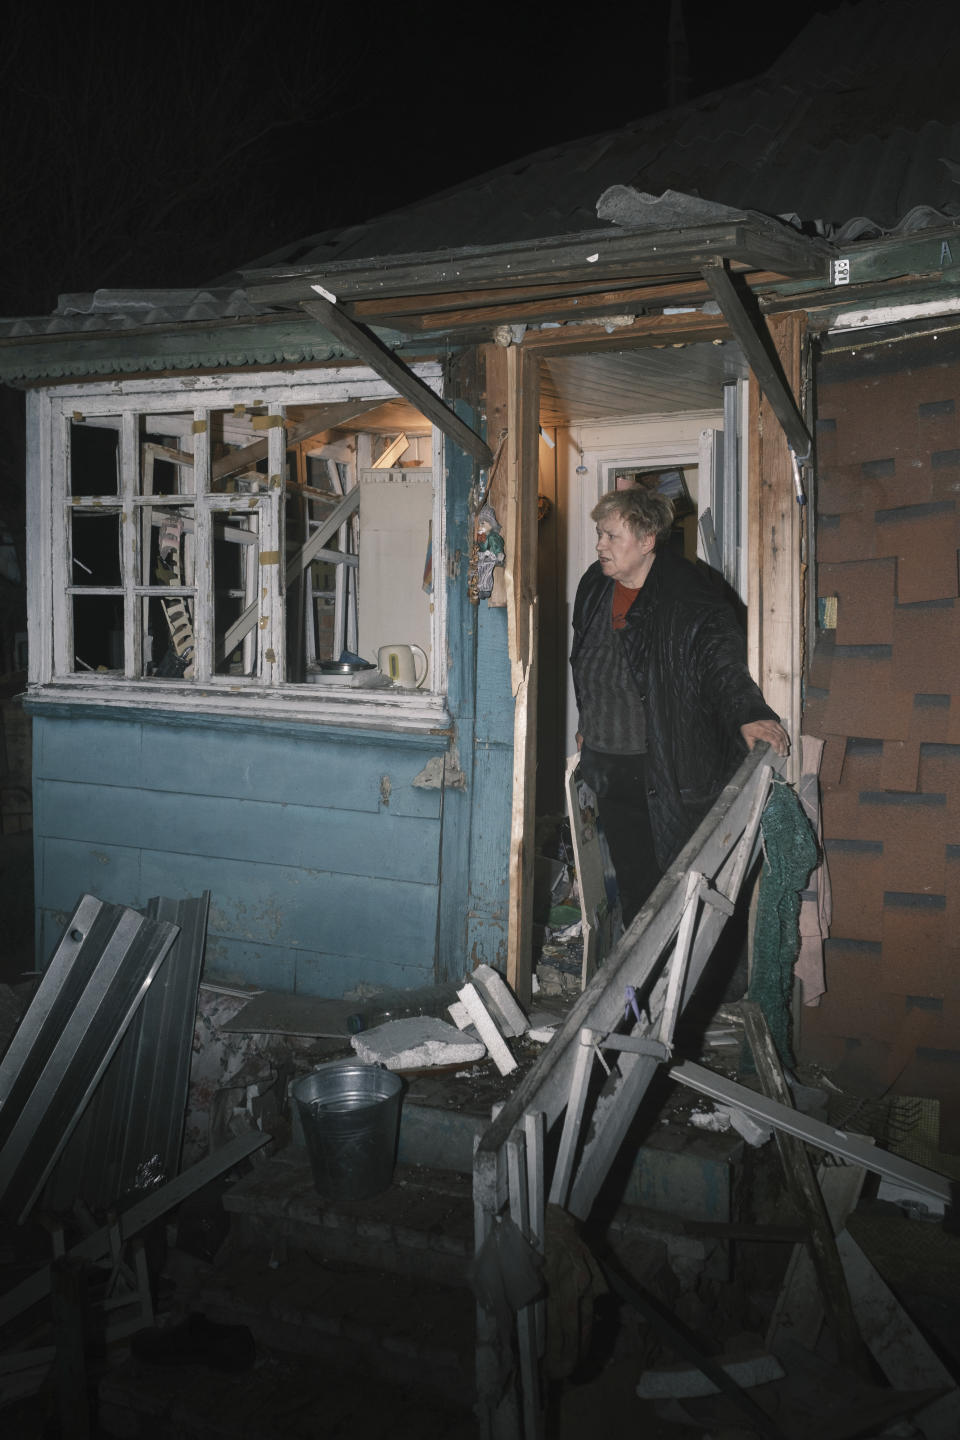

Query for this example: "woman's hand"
[741,719,790,756]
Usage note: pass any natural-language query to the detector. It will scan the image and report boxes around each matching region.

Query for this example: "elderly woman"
[571,488,789,925]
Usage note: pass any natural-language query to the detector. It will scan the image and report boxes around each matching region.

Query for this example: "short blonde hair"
[592,488,675,545]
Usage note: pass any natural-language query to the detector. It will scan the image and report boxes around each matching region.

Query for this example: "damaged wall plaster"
[413,750,466,790]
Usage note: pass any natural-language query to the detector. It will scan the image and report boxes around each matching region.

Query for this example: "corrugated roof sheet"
[0,288,270,340]
[244,0,960,275]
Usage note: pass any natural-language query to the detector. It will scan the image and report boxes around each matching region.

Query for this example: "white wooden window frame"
[26,365,449,731]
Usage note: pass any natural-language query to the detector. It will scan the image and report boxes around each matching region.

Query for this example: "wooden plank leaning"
[0,1132,270,1330]
[475,744,780,1198]
[565,759,774,1220]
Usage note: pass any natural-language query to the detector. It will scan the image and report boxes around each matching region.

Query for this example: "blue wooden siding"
[465,602,513,969]
[32,710,448,996]
[433,398,516,980]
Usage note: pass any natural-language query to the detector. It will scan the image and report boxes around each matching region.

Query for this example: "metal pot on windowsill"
[315,657,375,676]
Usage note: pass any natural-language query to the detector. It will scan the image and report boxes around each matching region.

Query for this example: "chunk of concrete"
[350,1017,485,1071]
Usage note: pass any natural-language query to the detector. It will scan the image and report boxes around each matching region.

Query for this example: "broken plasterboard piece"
[457,983,518,1075]
[350,1017,485,1071]
[527,1027,557,1044]
[470,963,528,1037]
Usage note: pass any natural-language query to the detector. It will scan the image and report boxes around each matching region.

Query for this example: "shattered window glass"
[53,388,440,694]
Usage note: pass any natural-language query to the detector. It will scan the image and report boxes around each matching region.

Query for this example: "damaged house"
[2,0,960,1432]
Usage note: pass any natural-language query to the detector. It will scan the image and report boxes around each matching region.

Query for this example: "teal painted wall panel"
[34,714,443,820]
[35,779,440,884]
[37,835,144,914]
[36,717,144,790]
[467,741,512,910]
[153,852,438,968]
[435,395,516,980]
[36,835,437,968]
[32,708,444,994]
[293,947,436,997]
[200,934,297,993]
[465,911,508,973]
[474,604,514,747]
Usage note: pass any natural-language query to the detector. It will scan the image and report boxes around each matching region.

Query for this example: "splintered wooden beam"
[302,294,493,467]
[701,258,812,460]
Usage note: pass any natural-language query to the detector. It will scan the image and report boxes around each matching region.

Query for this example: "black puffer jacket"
[571,548,778,870]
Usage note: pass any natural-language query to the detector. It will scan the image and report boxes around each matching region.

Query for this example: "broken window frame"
[26,366,449,728]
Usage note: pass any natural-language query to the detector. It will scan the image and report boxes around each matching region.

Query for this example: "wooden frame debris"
[470,744,956,1437]
[472,744,779,1436]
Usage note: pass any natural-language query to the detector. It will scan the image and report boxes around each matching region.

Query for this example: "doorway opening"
[529,337,750,982]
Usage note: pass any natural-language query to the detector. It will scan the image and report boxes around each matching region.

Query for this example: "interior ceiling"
[288,397,430,436]
[538,339,748,426]
[336,398,430,433]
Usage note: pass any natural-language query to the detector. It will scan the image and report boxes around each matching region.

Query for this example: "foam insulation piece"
[457,983,517,1075]
[637,1350,783,1398]
[447,1000,471,1028]
[470,964,528,1036]
[350,1017,485,1071]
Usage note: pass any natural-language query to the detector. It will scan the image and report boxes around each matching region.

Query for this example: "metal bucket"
[291,1062,403,1202]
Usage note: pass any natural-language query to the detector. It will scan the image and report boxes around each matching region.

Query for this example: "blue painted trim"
[435,396,481,980]
[24,697,448,751]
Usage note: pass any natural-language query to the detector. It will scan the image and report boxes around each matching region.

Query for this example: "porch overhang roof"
[0,211,832,387]
[243,215,834,318]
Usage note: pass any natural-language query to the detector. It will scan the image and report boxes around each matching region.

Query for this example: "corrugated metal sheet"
[45,893,211,1216]
[0,288,270,338]
[0,896,180,1223]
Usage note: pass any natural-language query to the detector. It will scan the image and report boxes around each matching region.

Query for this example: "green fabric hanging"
[745,778,818,1070]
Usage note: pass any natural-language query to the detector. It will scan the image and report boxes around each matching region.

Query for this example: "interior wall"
[801,331,960,1147]
[535,429,564,815]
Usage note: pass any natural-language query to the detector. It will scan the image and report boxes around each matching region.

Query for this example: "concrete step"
[223,1151,475,1286]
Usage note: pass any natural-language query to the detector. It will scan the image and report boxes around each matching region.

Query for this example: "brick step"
[197,1243,473,1400]
[99,1337,475,1440]
[223,1151,475,1286]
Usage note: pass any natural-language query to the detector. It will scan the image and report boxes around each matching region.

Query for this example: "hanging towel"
[747,779,819,1068]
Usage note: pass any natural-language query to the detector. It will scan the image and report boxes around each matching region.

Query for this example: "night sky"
[0,0,841,316]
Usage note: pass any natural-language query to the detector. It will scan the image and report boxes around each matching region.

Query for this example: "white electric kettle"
[378,643,428,688]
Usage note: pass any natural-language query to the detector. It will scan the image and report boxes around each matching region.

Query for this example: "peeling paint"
[413,747,466,790]
[380,774,392,805]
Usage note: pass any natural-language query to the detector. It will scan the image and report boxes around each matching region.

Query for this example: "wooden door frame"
[503,345,541,1005]
[494,307,806,1002]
